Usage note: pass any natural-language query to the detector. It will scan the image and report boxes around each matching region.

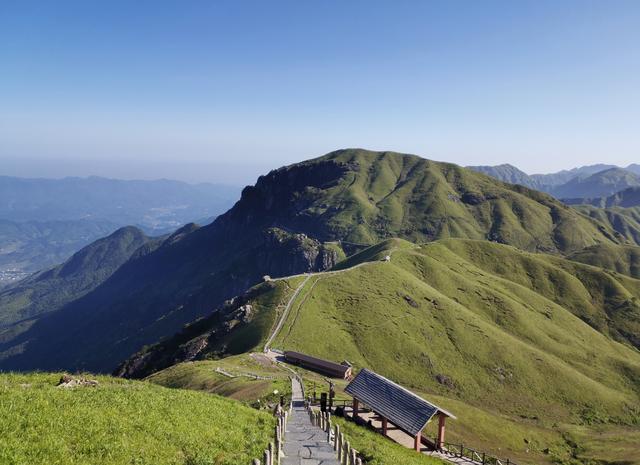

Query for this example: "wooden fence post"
[253,459,260,465]
[350,448,356,465]
[263,449,270,465]
[334,424,340,451]
[275,424,281,465]
[344,441,351,465]
[337,432,343,460]
[326,419,332,442]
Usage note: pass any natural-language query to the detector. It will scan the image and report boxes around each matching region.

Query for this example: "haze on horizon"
[1,1,639,185]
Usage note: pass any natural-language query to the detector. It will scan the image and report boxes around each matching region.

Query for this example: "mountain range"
[0,176,240,284]
[468,163,640,200]
[1,148,636,374]
[1,148,640,464]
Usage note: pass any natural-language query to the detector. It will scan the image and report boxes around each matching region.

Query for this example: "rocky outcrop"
[115,286,272,379]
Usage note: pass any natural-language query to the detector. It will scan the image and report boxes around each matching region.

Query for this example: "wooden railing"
[305,403,365,465]
[438,441,519,465]
[250,381,293,465]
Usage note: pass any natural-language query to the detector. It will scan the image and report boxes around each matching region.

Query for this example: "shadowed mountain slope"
[119,238,640,464]
[0,149,628,372]
[0,227,156,344]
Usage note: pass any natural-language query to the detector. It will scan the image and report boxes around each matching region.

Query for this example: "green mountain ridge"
[572,205,640,249]
[120,237,640,465]
[0,149,634,374]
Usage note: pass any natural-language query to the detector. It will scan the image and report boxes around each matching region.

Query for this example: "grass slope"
[0,372,272,465]
[1,149,627,373]
[290,149,621,252]
[127,237,640,464]
[146,354,293,408]
[569,243,640,279]
[147,356,448,465]
[269,239,640,464]
[573,205,640,246]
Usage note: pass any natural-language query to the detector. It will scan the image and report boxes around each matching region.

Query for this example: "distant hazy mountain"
[0,176,240,283]
[564,186,640,209]
[465,164,544,190]
[627,164,640,175]
[0,176,239,228]
[532,164,618,187]
[467,163,619,193]
[552,168,640,199]
[468,163,639,200]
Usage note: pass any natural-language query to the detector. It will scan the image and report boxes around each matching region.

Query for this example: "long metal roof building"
[345,368,456,437]
[284,351,352,379]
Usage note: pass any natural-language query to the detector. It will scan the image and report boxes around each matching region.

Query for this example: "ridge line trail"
[264,246,414,352]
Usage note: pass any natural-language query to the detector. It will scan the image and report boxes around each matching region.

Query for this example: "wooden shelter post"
[352,398,359,419]
[437,413,446,449]
[414,430,421,451]
[381,417,388,436]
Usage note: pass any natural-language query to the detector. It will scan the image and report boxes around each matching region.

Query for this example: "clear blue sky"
[1,1,639,184]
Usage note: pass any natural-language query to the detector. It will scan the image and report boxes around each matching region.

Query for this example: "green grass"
[146,354,293,408]
[268,238,640,464]
[115,236,640,464]
[573,205,640,247]
[0,372,273,465]
[332,416,446,465]
[294,149,622,253]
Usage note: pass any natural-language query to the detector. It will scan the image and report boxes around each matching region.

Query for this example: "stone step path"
[282,378,340,465]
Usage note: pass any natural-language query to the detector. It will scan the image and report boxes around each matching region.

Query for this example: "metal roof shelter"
[345,368,456,451]
[284,351,352,379]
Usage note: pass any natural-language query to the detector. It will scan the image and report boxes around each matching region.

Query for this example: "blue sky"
[1,1,639,184]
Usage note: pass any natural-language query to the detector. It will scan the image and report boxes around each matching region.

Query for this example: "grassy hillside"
[288,150,621,252]
[121,237,640,464]
[573,205,640,246]
[146,355,294,407]
[0,372,272,465]
[0,227,159,360]
[270,239,640,464]
[569,243,640,279]
[272,240,640,420]
[147,356,448,465]
[0,149,627,373]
